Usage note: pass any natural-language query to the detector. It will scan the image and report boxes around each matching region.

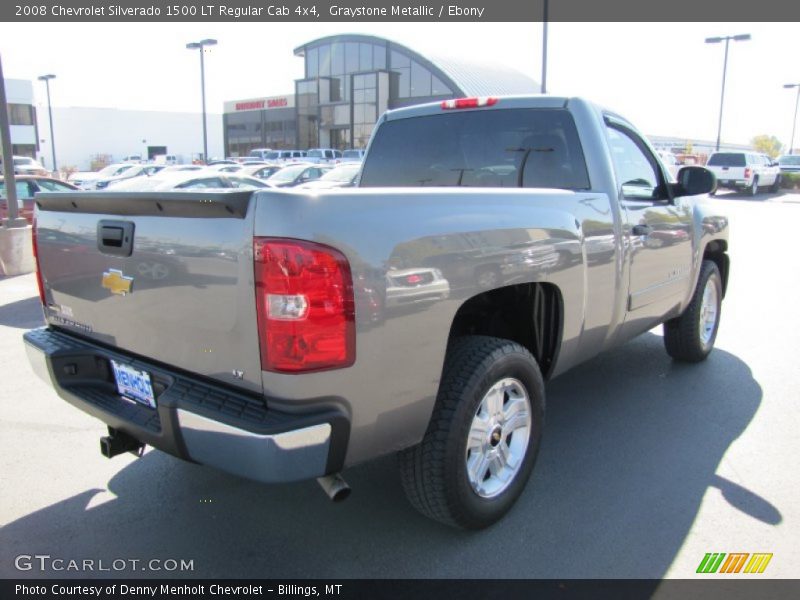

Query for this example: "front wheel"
[663,260,722,362]
[399,336,545,529]
[770,175,781,194]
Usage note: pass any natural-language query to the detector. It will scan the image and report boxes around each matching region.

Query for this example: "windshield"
[707,153,746,167]
[307,150,324,158]
[265,151,280,160]
[320,165,360,182]
[96,164,133,176]
[268,165,306,182]
[13,157,34,166]
[361,108,591,189]
[343,150,363,159]
[779,155,800,166]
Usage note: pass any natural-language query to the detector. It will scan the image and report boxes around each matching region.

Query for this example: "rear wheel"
[749,176,759,196]
[663,260,722,362]
[399,336,545,529]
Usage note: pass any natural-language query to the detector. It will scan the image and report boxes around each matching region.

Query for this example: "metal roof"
[294,34,540,97]
[427,55,540,97]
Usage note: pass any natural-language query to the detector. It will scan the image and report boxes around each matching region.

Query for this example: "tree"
[751,135,783,158]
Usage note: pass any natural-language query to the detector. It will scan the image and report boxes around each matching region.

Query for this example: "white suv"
[706,151,781,195]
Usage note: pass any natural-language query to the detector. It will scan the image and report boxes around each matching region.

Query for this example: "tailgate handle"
[97,220,135,257]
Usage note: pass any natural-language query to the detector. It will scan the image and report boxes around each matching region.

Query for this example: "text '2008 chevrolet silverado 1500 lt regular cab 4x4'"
[24,96,728,529]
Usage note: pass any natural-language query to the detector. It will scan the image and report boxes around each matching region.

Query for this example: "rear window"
[780,155,800,166]
[360,108,590,190]
[307,150,324,158]
[707,153,746,167]
[343,150,363,158]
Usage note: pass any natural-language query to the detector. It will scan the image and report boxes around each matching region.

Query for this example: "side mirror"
[676,166,716,196]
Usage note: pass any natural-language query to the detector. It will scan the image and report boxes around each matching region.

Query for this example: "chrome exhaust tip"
[317,473,351,502]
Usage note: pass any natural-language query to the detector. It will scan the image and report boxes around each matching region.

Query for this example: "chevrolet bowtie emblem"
[102,269,133,296]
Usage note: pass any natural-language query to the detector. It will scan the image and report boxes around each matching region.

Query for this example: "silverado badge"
[102,269,134,296]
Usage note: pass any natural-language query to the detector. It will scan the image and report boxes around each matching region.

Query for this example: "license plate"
[111,360,156,408]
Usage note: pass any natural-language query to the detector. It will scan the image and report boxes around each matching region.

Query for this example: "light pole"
[541,0,548,93]
[784,83,800,155]
[37,74,57,175]
[705,34,750,151]
[186,38,217,164]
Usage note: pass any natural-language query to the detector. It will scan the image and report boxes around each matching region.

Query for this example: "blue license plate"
[111,360,156,408]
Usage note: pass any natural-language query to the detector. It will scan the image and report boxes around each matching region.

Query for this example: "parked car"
[264,164,331,187]
[0,176,77,223]
[248,148,273,161]
[241,164,283,180]
[706,151,781,195]
[153,154,180,166]
[341,149,366,162]
[777,154,800,173]
[109,171,270,191]
[158,165,205,174]
[69,164,137,190]
[264,150,308,163]
[385,267,450,308]
[26,95,727,530]
[94,164,166,189]
[121,155,143,164]
[305,148,343,164]
[6,156,49,176]
[205,163,244,173]
[657,151,681,179]
[295,163,361,189]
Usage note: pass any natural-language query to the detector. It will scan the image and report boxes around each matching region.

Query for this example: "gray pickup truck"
[24,96,728,529]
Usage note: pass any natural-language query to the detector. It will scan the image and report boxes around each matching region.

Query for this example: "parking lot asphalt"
[1,191,799,579]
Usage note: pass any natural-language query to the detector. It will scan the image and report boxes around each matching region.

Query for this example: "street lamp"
[186,38,217,164]
[705,34,750,151]
[541,0,549,94]
[784,83,800,155]
[37,74,57,174]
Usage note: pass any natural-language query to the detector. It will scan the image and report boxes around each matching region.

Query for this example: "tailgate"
[709,166,747,181]
[33,191,263,394]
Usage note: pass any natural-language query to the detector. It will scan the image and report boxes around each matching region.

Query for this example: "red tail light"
[31,217,46,305]
[253,238,355,373]
[744,167,751,179]
[441,97,498,110]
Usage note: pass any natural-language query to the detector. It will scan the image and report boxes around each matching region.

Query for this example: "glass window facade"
[9,104,34,126]
[225,36,460,155]
[223,108,296,158]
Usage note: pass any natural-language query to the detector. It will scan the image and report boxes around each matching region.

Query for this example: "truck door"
[604,120,693,338]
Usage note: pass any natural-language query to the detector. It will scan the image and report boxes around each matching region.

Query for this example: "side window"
[605,125,666,200]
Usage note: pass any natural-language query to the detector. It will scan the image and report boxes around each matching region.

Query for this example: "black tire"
[770,175,781,194]
[663,260,722,362]
[399,336,545,529]
[749,176,759,196]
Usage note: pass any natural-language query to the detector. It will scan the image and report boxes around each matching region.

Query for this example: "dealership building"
[3,79,39,160]
[223,34,539,157]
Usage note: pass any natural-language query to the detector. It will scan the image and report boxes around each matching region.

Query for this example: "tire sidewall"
[750,176,759,196]
[445,350,545,527]
[698,264,723,354]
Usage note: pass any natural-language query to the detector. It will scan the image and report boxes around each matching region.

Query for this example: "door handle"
[632,224,652,236]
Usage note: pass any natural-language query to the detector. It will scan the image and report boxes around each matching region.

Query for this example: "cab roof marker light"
[441,97,499,110]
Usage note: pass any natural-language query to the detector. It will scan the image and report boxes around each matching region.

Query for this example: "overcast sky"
[1,21,798,147]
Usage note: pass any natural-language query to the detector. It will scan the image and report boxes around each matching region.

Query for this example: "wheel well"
[703,240,729,297]
[447,283,563,379]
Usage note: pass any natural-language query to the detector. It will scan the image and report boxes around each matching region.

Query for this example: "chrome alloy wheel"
[699,277,719,346]
[465,378,532,498]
